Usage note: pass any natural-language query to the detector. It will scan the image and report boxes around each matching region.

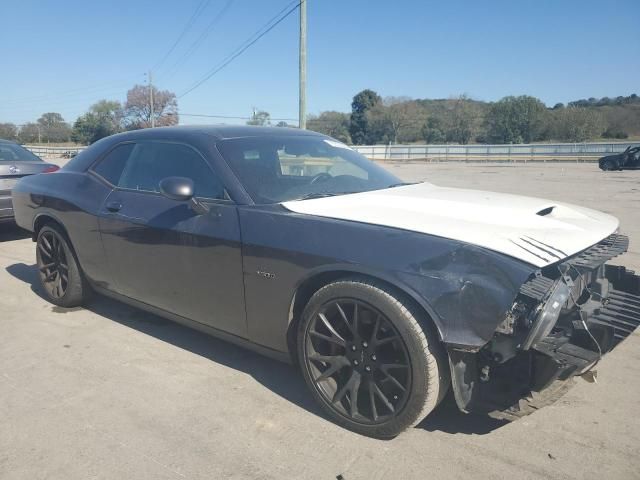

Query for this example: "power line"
[160,0,235,81]
[179,0,300,98]
[178,112,298,121]
[1,78,139,108]
[151,0,212,73]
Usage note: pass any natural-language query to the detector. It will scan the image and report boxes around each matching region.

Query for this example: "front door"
[94,140,247,337]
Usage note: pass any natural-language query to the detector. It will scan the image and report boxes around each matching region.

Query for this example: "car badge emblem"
[9,165,20,174]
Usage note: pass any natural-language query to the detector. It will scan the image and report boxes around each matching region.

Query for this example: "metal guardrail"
[24,145,85,158]
[351,142,637,162]
[23,141,638,163]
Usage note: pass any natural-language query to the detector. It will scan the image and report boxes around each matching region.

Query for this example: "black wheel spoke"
[335,302,354,335]
[372,382,395,414]
[39,262,55,272]
[314,356,349,382]
[317,313,346,343]
[374,335,399,347]
[368,380,379,421]
[352,302,358,333]
[349,373,361,417]
[381,370,406,392]
[38,242,52,259]
[380,363,408,370]
[309,329,345,347]
[332,370,358,404]
[370,315,380,344]
[304,298,412,425]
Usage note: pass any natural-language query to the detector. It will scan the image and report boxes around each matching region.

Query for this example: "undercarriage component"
[448,234,640,419]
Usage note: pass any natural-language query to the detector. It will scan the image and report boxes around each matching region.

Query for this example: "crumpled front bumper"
[449,234,640,419]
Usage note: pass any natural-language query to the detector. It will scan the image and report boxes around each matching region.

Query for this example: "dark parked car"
[598,145,640,170]
[12,126,640,438]
[0,139,59,223]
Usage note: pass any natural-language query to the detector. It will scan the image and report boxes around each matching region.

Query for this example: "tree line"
[0,84,178,145]
[2,87,638,146]
[306,91,640,145]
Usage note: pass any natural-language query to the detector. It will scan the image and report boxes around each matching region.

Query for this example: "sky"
[1,0,639,126]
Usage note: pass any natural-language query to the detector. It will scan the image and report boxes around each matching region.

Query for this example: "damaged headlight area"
[449,233,640,420]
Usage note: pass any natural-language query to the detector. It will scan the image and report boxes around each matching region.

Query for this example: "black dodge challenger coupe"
[12,126,640,438]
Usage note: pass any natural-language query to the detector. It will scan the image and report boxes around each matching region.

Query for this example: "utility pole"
[299,0,307,129]
[149,70,155,128]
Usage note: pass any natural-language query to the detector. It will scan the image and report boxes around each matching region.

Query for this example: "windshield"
[0,143,41,162]
[216,135,401,204]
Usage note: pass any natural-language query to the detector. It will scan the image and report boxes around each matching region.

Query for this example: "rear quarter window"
[92,143,135,185]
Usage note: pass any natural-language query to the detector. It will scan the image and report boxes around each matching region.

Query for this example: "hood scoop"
[536,206,555,216]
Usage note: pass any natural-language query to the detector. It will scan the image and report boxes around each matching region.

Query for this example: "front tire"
[297,278,448,438]
[36,224,88,308]
[600,159,615,171]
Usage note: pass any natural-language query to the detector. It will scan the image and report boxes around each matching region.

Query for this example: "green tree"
[444,95,477,144]
[72,100,123,144]
[0,123,18,141]
[246,110,271,126]
[421,117,446,143]
[551,107,605,142]
[307,111,351,143]
[37,112,71,142]
[123,84,178,129]
[349,89,381,144]
[368,97,425,144]
[486,95,547,143]
[17,123,40,143]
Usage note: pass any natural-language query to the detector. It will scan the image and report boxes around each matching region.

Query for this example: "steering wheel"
[309,172,332,185]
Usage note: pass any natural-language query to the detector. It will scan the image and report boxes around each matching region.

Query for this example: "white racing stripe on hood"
[281,183,619,267]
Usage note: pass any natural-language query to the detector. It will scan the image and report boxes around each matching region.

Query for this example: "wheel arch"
[285,265,445,365]
[33,213,74,248]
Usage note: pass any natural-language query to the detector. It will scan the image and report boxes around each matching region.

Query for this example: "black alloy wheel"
[37,229,69,299]
[304,299,412,424]
[36,224,88,307]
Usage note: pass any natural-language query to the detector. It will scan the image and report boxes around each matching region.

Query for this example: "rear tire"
[297,277,448,438]
[36,224,88,308]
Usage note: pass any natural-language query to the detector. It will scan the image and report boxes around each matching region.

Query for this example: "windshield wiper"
[386,182,417,188]
[293,191,355,201]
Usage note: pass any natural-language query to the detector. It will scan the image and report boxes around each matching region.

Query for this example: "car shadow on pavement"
[0,223,31,242]
[6,261,507,437]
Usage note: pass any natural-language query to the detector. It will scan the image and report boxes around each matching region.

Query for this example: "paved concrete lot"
[1,163,639,480]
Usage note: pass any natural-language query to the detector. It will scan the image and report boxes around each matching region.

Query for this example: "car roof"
[107,124,326,142]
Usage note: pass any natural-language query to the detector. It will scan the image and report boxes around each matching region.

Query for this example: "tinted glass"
[92,143,134,185]
[0,143,41,162]
[118,142,224,199]
[216,136,401,204]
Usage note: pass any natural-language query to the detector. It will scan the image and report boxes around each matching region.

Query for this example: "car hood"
[281,183,619,267]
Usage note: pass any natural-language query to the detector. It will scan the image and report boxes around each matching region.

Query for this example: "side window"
[118,142,225,199]
[91,143,135,185]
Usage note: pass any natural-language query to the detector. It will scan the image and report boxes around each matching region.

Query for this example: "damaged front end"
[449,233,640,420]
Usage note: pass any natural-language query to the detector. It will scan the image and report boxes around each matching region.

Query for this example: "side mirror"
[158,176,210,215]
[159,176,194,201]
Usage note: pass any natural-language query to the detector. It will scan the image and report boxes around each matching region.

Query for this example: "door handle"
[106,201,122,212]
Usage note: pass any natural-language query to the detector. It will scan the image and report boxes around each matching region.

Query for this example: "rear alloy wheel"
[298,278,447,438]
[36,225,88,307]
